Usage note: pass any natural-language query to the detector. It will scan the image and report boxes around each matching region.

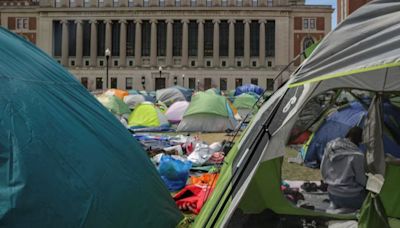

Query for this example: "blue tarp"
[303,101,400,168]
[234,84,264,96]
[0,27,182,227]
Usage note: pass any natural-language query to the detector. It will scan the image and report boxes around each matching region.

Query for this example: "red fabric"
[290,130,311,145]
[173,184,214,214]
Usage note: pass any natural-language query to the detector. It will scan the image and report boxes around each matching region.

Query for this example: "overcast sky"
[305,0,337,28]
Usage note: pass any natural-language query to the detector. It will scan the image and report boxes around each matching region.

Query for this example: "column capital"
[134,19,142,24]
[181,19,190,24]
[212,19,220,24]
[258,19,266,24]
[197,19,205,24]
[150,19,158,24]
[60,19,69,24]
[75,19,83,24]
[166,19,174,24]
[89,19,97,24]
[119,19,127,24]
[243,19,251,24]
[228,19,235,24]
[104,19,112,24]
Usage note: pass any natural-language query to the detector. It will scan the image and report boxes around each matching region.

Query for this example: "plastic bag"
[187,143,213,166]
[158,155,192,192]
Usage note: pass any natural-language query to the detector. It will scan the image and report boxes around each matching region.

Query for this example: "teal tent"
[0,28,182,227]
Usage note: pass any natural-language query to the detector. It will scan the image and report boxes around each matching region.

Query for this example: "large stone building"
[337,0,370,23]
[0,0,332,91]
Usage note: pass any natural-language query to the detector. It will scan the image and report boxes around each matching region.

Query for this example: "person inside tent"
[321,126,367,212]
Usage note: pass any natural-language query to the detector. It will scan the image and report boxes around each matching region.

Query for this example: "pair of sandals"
[301,181,328,192]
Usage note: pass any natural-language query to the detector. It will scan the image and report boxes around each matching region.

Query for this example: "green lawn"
[282,147,322,181]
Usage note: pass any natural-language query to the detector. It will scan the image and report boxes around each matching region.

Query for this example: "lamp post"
[182,74,185,87]
[105,48,111,89]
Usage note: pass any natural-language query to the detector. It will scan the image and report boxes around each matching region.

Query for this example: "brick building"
[337,0,371,23]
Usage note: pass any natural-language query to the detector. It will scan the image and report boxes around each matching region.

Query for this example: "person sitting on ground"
[321,126,367,211]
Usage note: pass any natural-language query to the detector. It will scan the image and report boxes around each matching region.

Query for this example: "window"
[220,78,227,91]
[157,21,167,56]
[204,78,212,90]
[16,18,28,30]
[99,60,104,66]
[188,20,198,56]
[251,78,258,85]
[303,18,309,29]
[173,20,182,56]
[68,20,76,57]
[206,0,212,6]
[250,20,259,57]
[221,60,226,67]
[84,0,90,7]
[235,20,244,56]
[69,0,76,7]
[267,0,272,6]
[252,61,257,67]
[71,60,75,66]
[219,20,228,57]
[204,20,213,57]
[189,77,196,89]
[310,18,316,29]
[128,0,134,7]
[85,60,90,66]
[267,61,272,67]
[191,60,196,66]
[266,20,275,57]
[141,20,151,56]
[235,78,242,88]
[97,21,106,56]
[126,77,133,89]
[251,0,257,7]
[266,78,274,91]
[129,60,133,66]
[83,21,91,57]
[127,21,135,56]
[53,21,62,56]
[143,0,149,6]
[81,77,88,88]
[111,21,120,56]
[221,0,227,6]
[236,0,242,6]
[113,0,119,6]
[111,77,118,88]
[237,61,241,67]
[159,0,165,6]
[98,0,104,7]
[190,0,196,7]
[175,0,181,6]
[206,61,211,67]
[114,60,118,66]
[96,77,103,89]
[55,0,61,7]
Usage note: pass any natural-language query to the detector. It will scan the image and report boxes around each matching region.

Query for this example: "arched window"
[303,37,314,51]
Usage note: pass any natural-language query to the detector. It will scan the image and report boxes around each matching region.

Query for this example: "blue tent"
[234,84,264,96]
[302,101,400,168]
[0,28,182,227]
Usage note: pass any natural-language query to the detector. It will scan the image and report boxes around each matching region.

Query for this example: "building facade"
[337,0,370,24]
[1,0,332,92]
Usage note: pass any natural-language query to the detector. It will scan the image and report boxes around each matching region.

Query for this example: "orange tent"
[105,89,129,100]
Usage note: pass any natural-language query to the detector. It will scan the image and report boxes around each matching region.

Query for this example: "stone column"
[105,20,112,52]
[197,19,204,67]
[166,19,173,67]
[134,19,142,66]
[119,19,127,67]
[213,19,220,67]
[75,20,83,67]
[259,19,266,67]
[181,19,189,67]
[150,19,158,67]
[244,19,250,67]
[228,19,235,67]
[61,20,69,66]
[90,20,97,67]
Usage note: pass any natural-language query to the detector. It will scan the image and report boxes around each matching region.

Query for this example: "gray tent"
[193,1,400,227]
[156,86,192,106]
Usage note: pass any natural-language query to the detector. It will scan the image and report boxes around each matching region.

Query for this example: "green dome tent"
[177,92,238,132]
[0,27,181,227]
[233,93,259,120]
[128,102,170,128]
[97,94,131,115]
[193,1,400,227]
